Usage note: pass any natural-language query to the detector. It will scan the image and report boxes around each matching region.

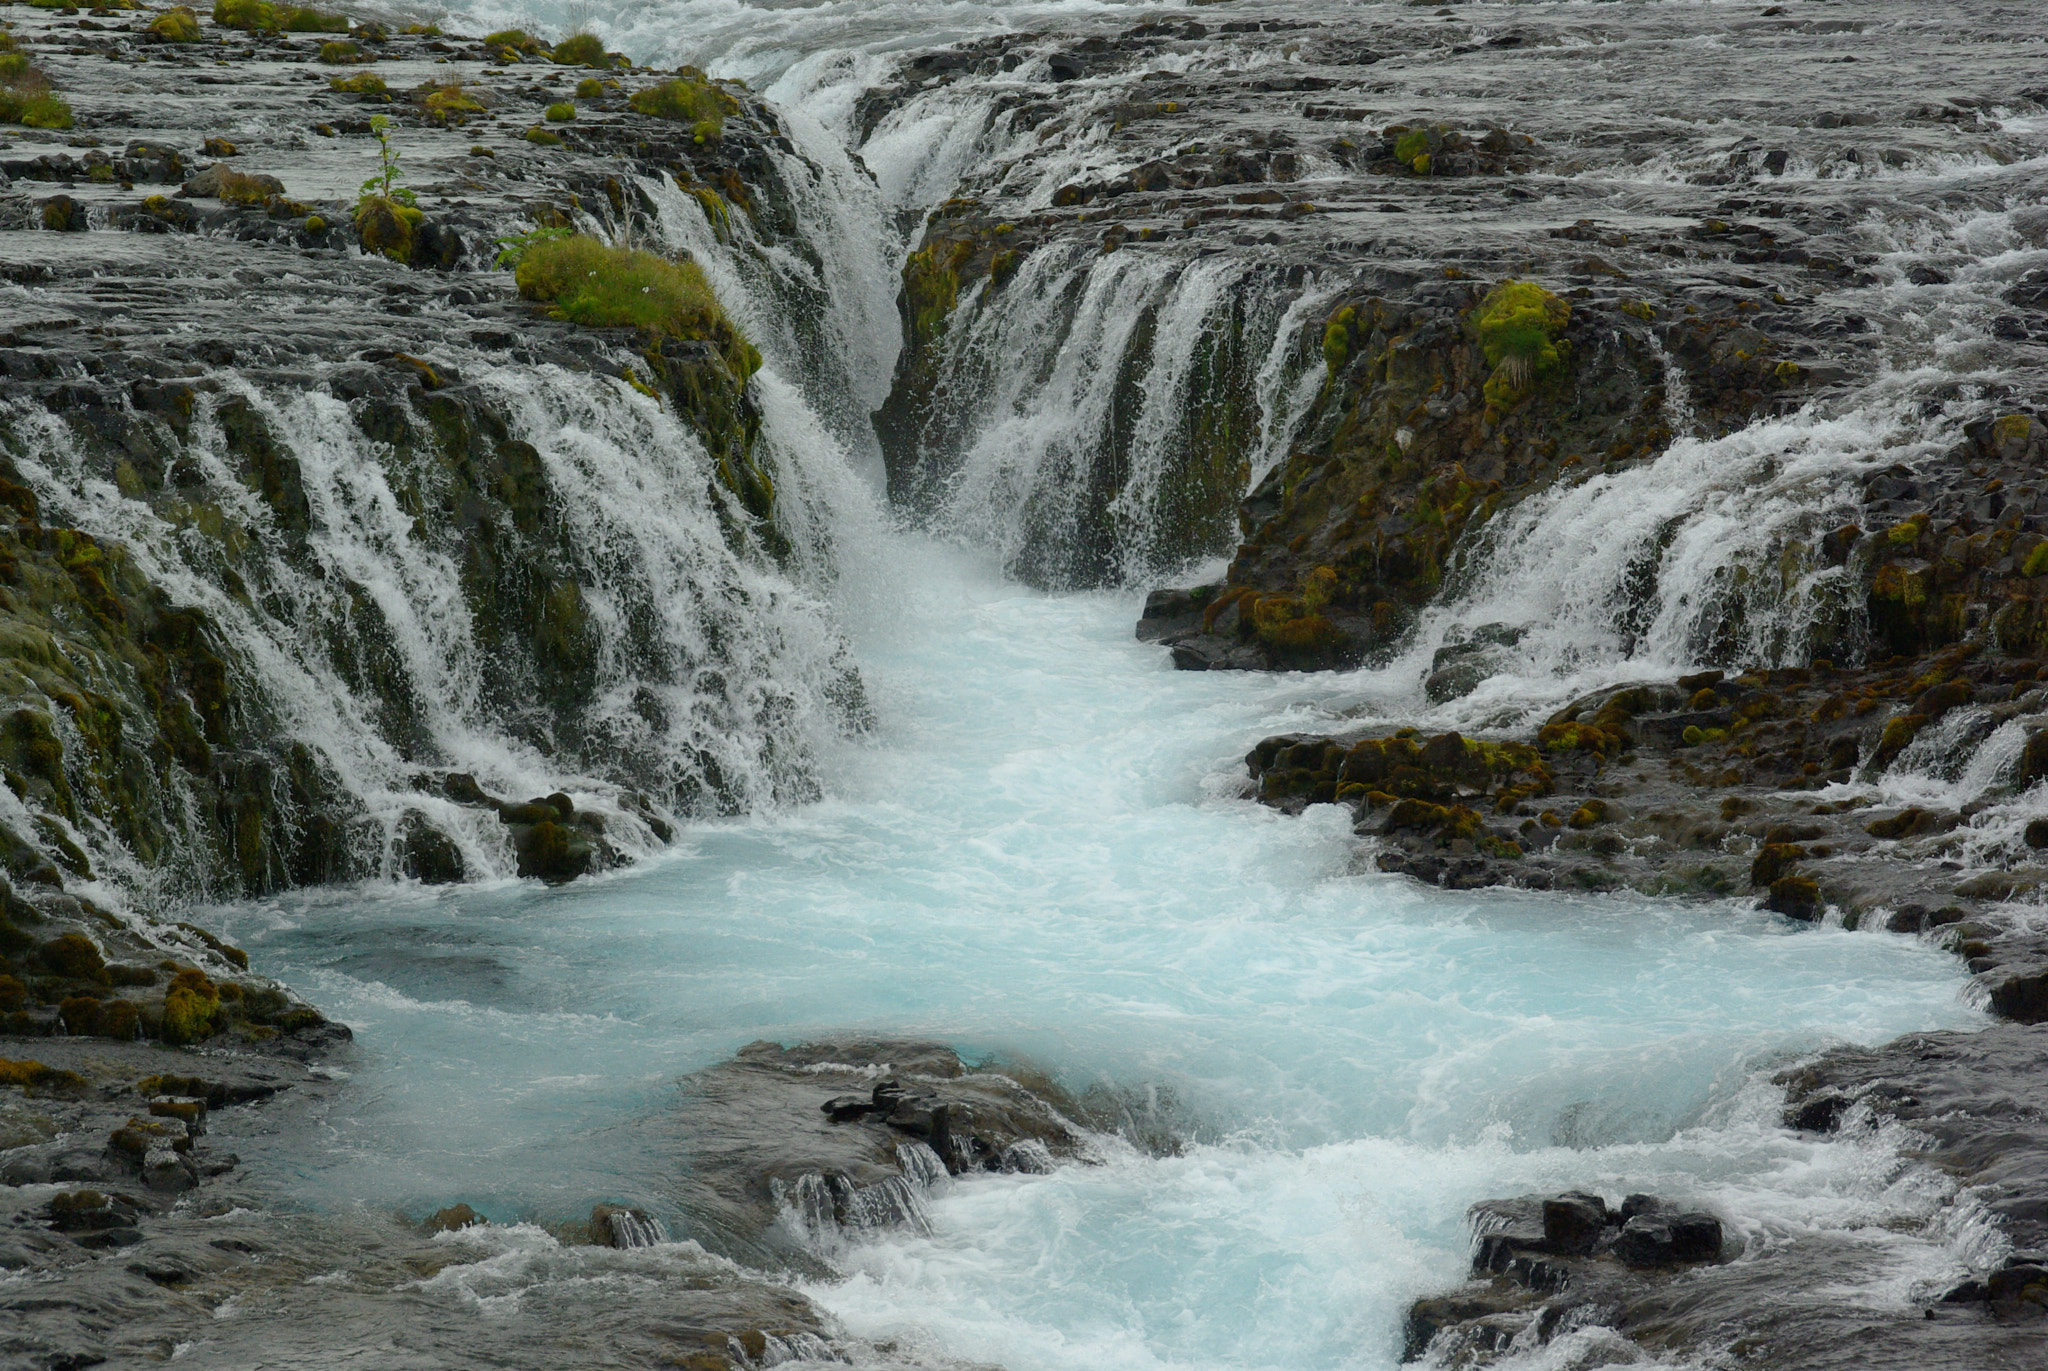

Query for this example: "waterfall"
[1366,395,1953,726]
[886,243,1327,588]
[0,353,870,895]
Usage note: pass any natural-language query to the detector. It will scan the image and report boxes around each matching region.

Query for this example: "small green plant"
[357,112,415,208]
[1392,128,1429,163]
[1474,279,1570,398]
[523,124,562,146]
[628,76,737,143]
[544,101,575,122]
[575,76,603,99]
[318,38,367,64]
[551,32,607,67]
[304,214,326,233]
[492,223,574,269]
[147,6,201,40]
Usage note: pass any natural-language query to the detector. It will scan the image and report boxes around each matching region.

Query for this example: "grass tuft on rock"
[0,51,72,129]
[484,27,548,58]
[627,75,737,143]
[544,101,575,122]
[418,82,484,118]
[514,234,757,372]
[551,32,608,67]
[214,0,340,31]
[280,5,348,32]
[329,71,386,95]
[147,6,201,41]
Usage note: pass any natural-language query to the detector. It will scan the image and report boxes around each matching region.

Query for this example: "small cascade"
[770,1168,935,1251]
[883,243,1326,588]
[895,1139,950,1192]
[1393,398,1948,722]
[601,1207,668,1249]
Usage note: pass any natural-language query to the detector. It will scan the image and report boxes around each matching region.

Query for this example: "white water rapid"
[206,540,1988,1370]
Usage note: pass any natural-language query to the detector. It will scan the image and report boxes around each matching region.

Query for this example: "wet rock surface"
[652,1037,1093,1272]
[1,1027,1078,1369]
[1408,1183,2046,1368]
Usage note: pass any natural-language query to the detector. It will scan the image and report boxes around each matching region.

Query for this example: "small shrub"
[329,71,386,95]
[39,932,107,982]
[59,995,101,1035]
[147,5,201,41]
[0,1057,88,1094]
[551,32,607,67]
[575,76,603,99]
[318,39,367,64]
[627,76,737,142]
[303,214,325,232]
[356,112,414,208]
[98,999,138,1039]
[19,96,72,129]
[522,124,561,145]
[544,101,574,122]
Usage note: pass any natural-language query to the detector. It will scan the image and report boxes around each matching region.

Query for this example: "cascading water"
[48,2,2046,1367]
[882,243,1324,586]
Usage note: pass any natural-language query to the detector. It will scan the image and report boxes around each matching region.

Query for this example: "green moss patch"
[1474,279,1569,404]
[627,75,738,143]
[514,235,755,371]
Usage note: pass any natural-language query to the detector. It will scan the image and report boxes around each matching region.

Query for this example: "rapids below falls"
[12,0,2048,1367]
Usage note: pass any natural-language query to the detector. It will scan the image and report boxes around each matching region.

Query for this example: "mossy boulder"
[355,195,421,262]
